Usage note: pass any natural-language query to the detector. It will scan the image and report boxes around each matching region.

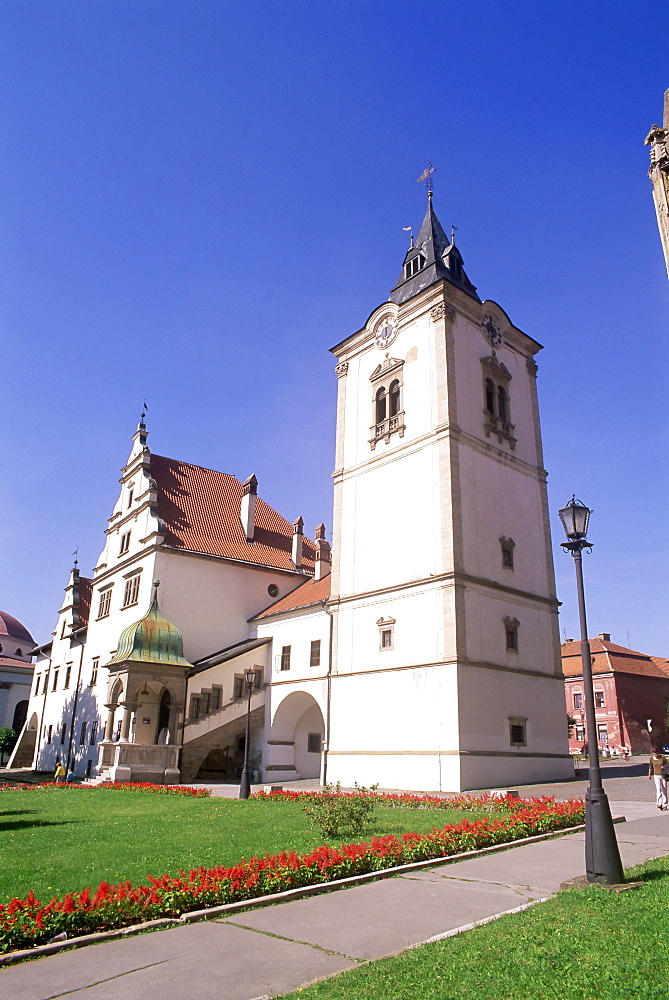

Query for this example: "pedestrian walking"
[648,748,668,809]
[54,761,66,783]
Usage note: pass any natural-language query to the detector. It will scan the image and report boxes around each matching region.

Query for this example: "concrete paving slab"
[222,872,539,962]
[1,921,357,1000]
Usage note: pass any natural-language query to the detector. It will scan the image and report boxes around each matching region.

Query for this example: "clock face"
[482,314,503,347]
[375,316,399,350]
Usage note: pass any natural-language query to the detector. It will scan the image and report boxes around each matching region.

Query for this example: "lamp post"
[559,497,624,885]
[239,668,256,800]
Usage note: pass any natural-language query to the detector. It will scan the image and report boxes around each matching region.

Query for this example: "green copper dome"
[108,582,191,668]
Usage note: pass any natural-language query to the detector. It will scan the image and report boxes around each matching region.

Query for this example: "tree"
[0,727,18,762]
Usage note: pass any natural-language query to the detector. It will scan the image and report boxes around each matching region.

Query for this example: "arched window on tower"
[497,385,508,422]
[375,387,387,424]
[389,380,401,418]
[480,353,515,450]
[485,379,495,414]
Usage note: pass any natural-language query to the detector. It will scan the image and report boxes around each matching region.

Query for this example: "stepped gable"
[151,455,315,573]
[562,638,668,679]
[252,574,331,620]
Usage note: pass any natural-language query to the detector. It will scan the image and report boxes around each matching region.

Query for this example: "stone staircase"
[180,687,265,783]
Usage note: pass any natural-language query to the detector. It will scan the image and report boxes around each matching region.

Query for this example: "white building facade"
[12,195,571,791]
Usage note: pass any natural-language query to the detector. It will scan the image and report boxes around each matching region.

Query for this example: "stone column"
[119,704,132,742]
[103,704,116,742]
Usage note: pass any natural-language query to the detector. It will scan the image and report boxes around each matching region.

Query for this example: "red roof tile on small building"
[151,455,315,573]
[562,638,669,680]
[252,574,331,620]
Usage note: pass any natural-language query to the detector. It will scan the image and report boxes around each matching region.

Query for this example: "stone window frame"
[97,586,113,619]
[64,664,72,689]
[280,645,291,671]
[500,536,515,570]
[509,717,527,747]
[369,358,405,450]
[404,252,426,280]
[377,616,396,652]
[52,669,59,691]
[307,732,322,754]
[79,722,87,746]
[597,724,608,744]
[90,721,99,745]
[119,531,131,556]
[190,695,201,720]
[90,658,99,686]
[573,690,583,711]
[481,353,516,450]
[504,616,520,653]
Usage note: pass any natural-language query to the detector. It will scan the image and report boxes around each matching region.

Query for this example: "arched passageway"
[270,691,325,780]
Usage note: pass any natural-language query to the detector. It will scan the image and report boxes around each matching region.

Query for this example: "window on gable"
[375,387,386,424]
[280,646,291,671]
[79,723,87,746]
[310,640,321,667]
[52,670,59,691]
[34,674,40,695]
[122,574,141,608]
[98,588,112,619]
[481,356,516,449]
[389,380,401,418]
[64,664,72,689]
[119,531,131,555]
[90,721,99,745]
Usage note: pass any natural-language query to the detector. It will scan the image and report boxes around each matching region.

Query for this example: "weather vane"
[402,225,414,247]
[72,547,79,567]
[417,161,436,194]
[141,399,148,421]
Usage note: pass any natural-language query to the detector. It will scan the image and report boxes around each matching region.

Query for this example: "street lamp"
[559,497,624,884]
[238,668,256,800]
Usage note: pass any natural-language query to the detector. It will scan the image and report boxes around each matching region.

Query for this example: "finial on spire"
[72,547,79,568]
[417,161,436,196]
[450,225,458,244]
[402,226,414,247]
[141,399,148,422]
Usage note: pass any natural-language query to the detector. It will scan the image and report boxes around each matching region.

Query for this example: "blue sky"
[3,1,668,653]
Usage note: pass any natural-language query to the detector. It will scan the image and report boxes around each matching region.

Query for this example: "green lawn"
[281,856,669,1000]
[0,789,480,903]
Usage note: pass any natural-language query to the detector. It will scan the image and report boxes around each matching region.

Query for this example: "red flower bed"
[0,796,584,955]
[0,782,209,797]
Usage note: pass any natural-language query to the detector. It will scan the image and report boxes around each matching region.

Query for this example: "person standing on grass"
[648,748,668,809]
[54,761,66,783]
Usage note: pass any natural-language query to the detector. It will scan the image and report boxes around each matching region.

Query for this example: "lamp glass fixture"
[244,667,256,687]
[559,497,591,540]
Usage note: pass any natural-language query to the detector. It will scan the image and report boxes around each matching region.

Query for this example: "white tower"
[327,194,571,792]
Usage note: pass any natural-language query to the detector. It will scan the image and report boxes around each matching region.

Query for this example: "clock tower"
[326,193,571,792]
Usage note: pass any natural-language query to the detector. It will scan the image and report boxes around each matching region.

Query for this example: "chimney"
[598,633,611,643]
[292,516,304,569]
[240,474,258,542]
[314,523,331,581]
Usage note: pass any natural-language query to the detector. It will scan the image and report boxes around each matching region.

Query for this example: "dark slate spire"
[390,193,480,305]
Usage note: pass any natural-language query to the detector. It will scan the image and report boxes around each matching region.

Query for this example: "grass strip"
[280,856,669,1000]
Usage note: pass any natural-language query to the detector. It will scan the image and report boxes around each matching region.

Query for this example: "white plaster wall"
[463,585,559,677]
[256,607,330,684]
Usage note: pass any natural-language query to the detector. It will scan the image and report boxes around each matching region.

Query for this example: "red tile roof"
[253,574,331,619]
[151,455,315,574]
[78,577,92,628]
[562,638,669,680]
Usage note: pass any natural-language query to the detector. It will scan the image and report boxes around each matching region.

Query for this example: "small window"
[211,687,221,711]
[389,380,401,418]
[504,617,519,652]
[119,532,131,555]
[64,665,72,689]
[61,621,67,639]
[46,725,52,744]
[90,658,99,686]
[190,696,201,720]
[597,724,608,744]
[15,648,22,657]
[233,676,244,699]
[310,640,321,667]
[280,645,291,671]
[497,385,508,422]
[127,487,134,508]
[573,692,583,711]
[253,668,263,689]
[98,588,112,619]
[122,575,141,608]
[485,378,495,414]
[380,628,393,651]
[595,690,605,708]
[90,721,99,745]
[509,717,526,746]
[34,674,41,694]
[60,724,67,745]
[42,673,49,694]
[575,726,586,743]
[201,692,211,715]
[268,584,279,598]
[307,732,322,754]
[86,759,93,778]
[500,537,515,570]
[79,723,87,746]
[52,670,59,691]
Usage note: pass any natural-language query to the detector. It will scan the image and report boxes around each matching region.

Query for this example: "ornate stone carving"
[526,358,539,377]
[431,302,455,322]
[335,362,349,378]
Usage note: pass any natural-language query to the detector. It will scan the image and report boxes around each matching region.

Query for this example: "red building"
[563,634,669,754]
